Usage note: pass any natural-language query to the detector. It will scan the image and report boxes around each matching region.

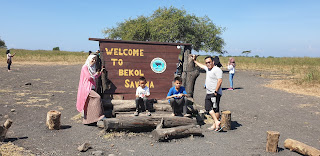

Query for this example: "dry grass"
[264,80,320,98]
[0,48,87,65]
[0,142,34,156]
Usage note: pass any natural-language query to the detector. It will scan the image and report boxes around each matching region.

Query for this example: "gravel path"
[0,64,319,156]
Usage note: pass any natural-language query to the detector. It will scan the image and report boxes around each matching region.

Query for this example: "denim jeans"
[229,73,234,88]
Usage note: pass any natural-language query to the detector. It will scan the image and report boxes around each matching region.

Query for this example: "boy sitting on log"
[134,77,151,116]
[166,76,189,117]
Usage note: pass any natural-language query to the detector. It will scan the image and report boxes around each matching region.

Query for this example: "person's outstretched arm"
[190,55,206,69]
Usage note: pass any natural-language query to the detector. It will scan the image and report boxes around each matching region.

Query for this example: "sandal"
[134,111,139,116]
[214,125,225,132]
[208,125,216,131]
[146,111,151,116]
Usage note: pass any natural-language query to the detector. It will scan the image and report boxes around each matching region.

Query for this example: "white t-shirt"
[204,66,223,95]
[136,86,150,98]
[7,53,12,61]
[227,65,235,74]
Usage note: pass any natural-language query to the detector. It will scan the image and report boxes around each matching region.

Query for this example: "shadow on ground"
[222,87,244,90]
[231,121,242,130]
[4,136,28,142]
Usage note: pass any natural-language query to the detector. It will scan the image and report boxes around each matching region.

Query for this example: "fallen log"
[153,104,172,111]
[112,100,171,112]
[266,131,280,153]
[0,119,13,141]
[46,110,61,130]
[112,99,197,113]
[152,118,202,141]
[284,138,320,156]
[103,116,197,132]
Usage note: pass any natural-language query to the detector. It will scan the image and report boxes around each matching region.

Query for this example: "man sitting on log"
[166,76,189,117]
[134,77,151,116]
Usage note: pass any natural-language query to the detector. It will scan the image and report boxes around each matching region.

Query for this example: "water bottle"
[211,96,217,108]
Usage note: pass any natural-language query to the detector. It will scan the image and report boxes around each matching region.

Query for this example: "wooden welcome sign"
[89,38,192,100]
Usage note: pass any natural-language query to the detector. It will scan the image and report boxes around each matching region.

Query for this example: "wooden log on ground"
[112,100,197,113]
[46,110,61,130]
[152,118,202,141]
[284,138,320,156]
[153,104,172,111]
[103,116,197,132]
[266,131,280,153]
[220,111,231,131]
[0,119,13,141]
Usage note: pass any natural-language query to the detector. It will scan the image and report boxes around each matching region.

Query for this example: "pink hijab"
[229,57,236,67]
[76,55,101,112]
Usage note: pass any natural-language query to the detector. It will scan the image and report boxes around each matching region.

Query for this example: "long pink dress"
[76,65,104,124]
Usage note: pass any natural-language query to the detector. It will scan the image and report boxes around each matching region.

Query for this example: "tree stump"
[152,118,202,141]
[220,111,231,131]
[0,119,13,141]
[266,131,280,152]
[284,138,320,156]
[46,110,61,130]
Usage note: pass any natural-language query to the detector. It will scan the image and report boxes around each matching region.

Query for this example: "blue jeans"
[229,73,234,88]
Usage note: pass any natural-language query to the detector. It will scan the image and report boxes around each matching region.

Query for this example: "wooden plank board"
[96,39,183,99]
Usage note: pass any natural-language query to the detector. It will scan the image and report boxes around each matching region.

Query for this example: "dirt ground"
[0,64,319,156]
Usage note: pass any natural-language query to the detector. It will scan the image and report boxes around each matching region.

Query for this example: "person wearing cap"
[191,55,223,131]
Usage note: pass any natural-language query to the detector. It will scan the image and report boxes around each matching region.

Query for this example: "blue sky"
[1,0,319,57]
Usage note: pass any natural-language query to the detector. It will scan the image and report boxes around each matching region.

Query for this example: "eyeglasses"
[205,61,212,64]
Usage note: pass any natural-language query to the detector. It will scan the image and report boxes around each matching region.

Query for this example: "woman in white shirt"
[227,58,236,90]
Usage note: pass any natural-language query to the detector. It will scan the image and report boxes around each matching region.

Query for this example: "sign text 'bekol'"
[105,48,154,89]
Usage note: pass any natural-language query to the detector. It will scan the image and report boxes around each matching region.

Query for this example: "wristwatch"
[214,91,217,94]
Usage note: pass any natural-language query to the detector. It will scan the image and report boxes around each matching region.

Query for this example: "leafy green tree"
[0,37,6,48]
[104,7,226,54]
[53,47,60,51]
[242,50,251,57]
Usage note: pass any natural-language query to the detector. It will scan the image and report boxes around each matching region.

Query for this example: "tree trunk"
[221,111,231,131]
[284,139,320,156]
[266,131,280,153]
[181,45,200,98]
[46,110,61,130]
[0,119,13,141]
[152,118,202,141]
[103,116,197,132]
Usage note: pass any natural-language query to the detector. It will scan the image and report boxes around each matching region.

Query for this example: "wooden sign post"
[89,38,192,100]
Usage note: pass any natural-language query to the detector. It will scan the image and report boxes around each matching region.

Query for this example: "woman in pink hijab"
[76,55,105,125]
[227,57,236,90]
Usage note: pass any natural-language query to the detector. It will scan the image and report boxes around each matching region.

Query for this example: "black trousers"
[169,97,187,116]
[135,97,150,112]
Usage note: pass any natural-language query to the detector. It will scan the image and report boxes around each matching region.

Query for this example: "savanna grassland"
[1,48,319,97]
[0,49,87,65]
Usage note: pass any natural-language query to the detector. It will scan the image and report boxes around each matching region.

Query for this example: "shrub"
[53,47,60,51]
